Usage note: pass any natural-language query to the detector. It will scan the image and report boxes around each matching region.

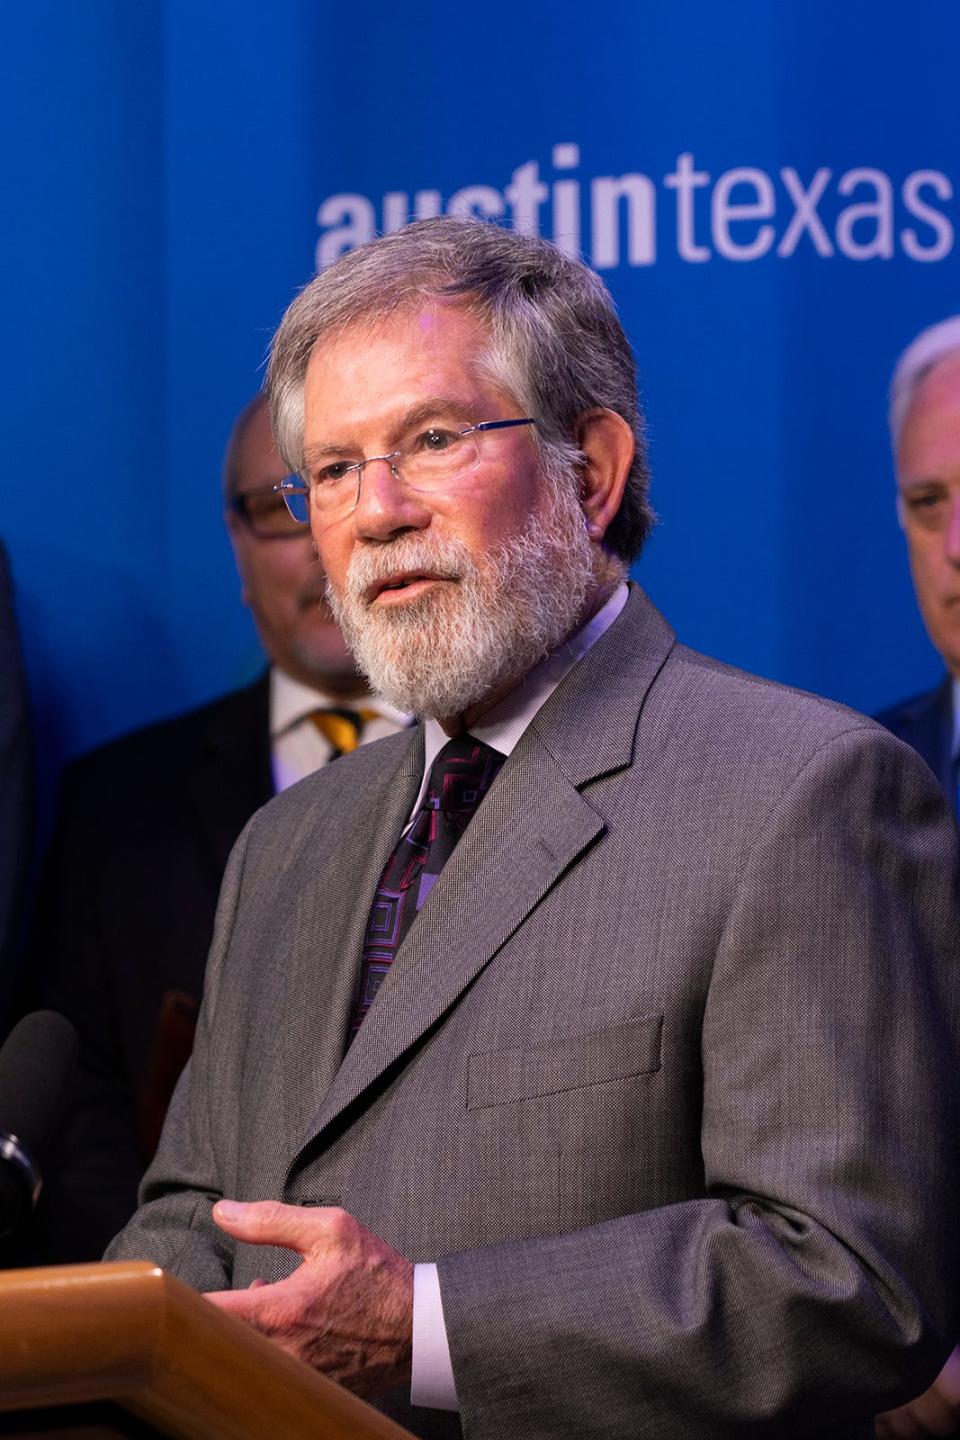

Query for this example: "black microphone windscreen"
[0,1010,78,1156]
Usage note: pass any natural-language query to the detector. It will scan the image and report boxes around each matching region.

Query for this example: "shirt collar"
[420,581,630,780]
[952,677,960,760]
[269,667,408,740]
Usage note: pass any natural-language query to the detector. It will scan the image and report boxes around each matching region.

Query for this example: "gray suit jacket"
[109,587,960,1439]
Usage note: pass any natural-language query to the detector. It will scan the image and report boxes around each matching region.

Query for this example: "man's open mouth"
[368,572,450,602]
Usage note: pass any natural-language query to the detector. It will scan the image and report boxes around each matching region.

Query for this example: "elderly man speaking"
[109,219,960,1440]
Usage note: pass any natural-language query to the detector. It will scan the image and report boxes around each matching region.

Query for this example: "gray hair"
[266,217,653,562]
[889,315,960,454]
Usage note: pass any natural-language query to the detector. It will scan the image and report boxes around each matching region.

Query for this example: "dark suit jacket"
[29,675,273,1259]
[110,588,960,1438]
[0,541,33,1029]
[876,677,956,811]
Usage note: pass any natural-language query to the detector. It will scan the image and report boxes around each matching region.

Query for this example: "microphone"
[0,1011,78,1238]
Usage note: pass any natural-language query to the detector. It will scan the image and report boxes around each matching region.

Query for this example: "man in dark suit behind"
[876,316,960,818]
[28,395,405,1259]
[110,220,960,1438]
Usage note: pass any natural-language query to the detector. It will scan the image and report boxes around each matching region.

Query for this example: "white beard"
[325,476,598,719]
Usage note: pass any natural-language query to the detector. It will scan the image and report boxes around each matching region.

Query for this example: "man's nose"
[351,456,431,539]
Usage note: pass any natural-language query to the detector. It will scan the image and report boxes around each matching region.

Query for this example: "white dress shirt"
[410,582,629,1410]
[270,668,408,792]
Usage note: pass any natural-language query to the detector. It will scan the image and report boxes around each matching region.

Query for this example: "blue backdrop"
[2,0,958,840]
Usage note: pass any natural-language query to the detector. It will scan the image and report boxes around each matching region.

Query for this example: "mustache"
[340,536,472,603]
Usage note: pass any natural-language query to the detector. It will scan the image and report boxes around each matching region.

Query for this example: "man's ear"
[575,409,635,543]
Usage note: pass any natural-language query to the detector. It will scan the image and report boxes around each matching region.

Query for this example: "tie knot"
[426,736,505,815]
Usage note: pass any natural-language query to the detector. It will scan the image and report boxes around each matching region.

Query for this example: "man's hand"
[876,1345,960,1437]
[206,1200,414,1400]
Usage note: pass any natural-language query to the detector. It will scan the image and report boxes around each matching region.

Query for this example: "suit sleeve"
[104,822,254,1289]
[435,727,960,1439]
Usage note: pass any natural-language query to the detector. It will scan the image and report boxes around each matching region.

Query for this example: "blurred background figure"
[874,318,960,1439]
[0,541,33,1031]
[877,317,960,818]
[22,395,406,1261]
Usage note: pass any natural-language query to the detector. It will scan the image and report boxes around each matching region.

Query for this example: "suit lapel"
[301,742,606,1149]
[291,586,676,1159]
[279,725,425,1153]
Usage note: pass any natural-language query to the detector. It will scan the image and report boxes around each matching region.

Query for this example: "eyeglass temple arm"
[472,418,537,434]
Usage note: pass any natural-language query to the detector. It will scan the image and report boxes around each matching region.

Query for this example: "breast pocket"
[463,1016,665,1241]
[466,1015,663,1110]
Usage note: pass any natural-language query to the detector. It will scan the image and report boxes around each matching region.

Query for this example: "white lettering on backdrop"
[315,143,954,272]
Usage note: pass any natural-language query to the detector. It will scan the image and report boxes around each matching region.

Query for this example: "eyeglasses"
[229,484,308,540]
[275,418,537,524]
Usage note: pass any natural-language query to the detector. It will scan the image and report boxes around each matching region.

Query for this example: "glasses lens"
[403,431,480,490]
[275,480,311,525]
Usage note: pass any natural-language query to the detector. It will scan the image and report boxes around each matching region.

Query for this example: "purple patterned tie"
[348,736,505,1044]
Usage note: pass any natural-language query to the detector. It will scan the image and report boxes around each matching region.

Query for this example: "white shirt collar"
[269,667,408,739]
[418,581,629,792]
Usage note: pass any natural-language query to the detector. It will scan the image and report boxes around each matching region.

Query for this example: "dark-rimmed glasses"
[229,484,308,540]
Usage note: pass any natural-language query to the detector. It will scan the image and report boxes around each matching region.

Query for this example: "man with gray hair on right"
[877,316,960,818]
[874,318,960,1438]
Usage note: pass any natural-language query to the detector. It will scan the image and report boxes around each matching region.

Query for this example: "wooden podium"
[0,1262,416,1439]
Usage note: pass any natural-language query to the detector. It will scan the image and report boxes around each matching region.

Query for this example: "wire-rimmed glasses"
[275,418,537,524]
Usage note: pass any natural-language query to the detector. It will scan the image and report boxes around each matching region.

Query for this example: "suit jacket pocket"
[466,1015,663,1111]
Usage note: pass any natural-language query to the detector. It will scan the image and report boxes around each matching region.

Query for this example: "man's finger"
[211,1197,343,1253]
[205,1285,267,1318]
[205,1280,310,1362]
[205,1275,300,1325]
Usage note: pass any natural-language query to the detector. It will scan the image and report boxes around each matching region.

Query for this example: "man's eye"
[415,428,460,454]
[246,494,285,520]
[316,461,355,485]
[907,492,943,511]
